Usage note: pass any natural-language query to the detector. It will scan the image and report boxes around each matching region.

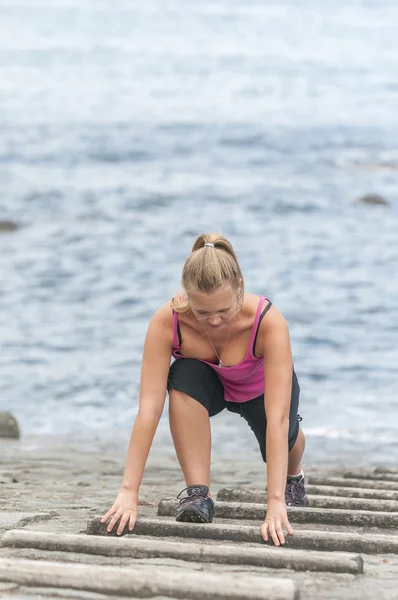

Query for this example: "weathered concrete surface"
[3,436,398,600]
[158,498,398,528]
[0,558,299,600]
[309,476,398,491]
[344,470,398,482]
[87,516,398,555]
[344,469,398,485]
[2,530,364,574]
[376,467,398,475]
[217,488,398,511]
[2,592,146,600]
[0,512,57,530]
[305,484,398,501]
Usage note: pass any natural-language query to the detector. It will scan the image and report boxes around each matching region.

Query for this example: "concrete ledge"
[0,558,299,600]
[217,488,398,512]
[344,470,398,483]
[2,530,364,574]
[308,476,398,491]
[0,512,57,530]
[87,516,398,555]
[376,467,398,475]
[306,484,398,501]
[158,498,398,528]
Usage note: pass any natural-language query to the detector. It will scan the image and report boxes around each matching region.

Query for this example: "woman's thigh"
[228,370,302,462]
[168,358,227,417]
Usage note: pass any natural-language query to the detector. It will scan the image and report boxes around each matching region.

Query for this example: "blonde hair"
[170,233,244,314]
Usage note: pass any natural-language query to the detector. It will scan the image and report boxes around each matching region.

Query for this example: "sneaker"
[285,474,307,507]
[175,485,215,523]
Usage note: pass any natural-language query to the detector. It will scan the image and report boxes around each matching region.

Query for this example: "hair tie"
[204,242,215,248]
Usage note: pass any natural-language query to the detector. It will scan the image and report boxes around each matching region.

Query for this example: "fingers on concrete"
[2,530,364,574]
[0,558,299,600]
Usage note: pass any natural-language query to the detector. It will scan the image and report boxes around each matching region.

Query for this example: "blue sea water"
[0,0,397,465]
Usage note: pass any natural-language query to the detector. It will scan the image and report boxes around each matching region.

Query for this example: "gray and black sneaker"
[175,485,215,523]
[285,474,307,507]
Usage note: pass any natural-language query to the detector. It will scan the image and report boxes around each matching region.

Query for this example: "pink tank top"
[172,296,271,403]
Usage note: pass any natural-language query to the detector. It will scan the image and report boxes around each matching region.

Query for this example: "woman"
[102,233,306,547]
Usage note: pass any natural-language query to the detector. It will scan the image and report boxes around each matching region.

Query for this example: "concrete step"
[217,488,398,511]
[309,476,398,491]
[344,470,398,483]
[87,516,398,554]
[2,530,364,575]
[158,498,398,528]
[0,557,299,600]
[305,484,398,501]
[375,467,398,475]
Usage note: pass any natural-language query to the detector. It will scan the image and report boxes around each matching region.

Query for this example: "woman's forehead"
[188,285,235,308]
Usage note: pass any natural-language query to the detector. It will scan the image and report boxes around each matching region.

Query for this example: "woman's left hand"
[260,499,294,546]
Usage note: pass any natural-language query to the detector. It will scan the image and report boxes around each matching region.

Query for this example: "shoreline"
[2,427,395,471]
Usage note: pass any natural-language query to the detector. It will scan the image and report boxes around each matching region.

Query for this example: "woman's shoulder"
[147,302,174,331]
[244,293,287,330]
[144,303,175,349]
[242,293,271,315]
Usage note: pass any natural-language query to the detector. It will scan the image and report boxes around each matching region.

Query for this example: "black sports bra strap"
[172,309,182,347]
[252,300,272,358]
[177,319,182,346]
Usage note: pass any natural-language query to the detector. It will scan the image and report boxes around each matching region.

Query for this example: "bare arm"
[102,305,173,533]
[122,305,173,491]
[259,306,294,545]
[262,308,293,502]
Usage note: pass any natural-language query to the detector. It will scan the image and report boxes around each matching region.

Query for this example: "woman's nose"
[208,317,222,326]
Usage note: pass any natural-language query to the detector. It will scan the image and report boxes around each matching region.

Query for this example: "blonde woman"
[102,233,306,546]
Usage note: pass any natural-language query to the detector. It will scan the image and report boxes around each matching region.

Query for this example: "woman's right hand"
[260,498,294,546]
[101,487,138,536]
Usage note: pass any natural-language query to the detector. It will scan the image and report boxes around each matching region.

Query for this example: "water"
[1,0,397,466]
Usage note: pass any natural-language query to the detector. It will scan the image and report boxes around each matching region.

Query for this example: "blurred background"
[0,0,397,466]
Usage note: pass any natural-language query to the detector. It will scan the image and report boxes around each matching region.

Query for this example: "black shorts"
[167,358,302,463]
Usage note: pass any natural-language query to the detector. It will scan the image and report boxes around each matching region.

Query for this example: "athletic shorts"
[167,358,302,463]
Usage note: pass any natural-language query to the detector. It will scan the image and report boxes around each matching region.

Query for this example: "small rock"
[0,412,20,439]
[0,221,19,232]
[358,194,389,206]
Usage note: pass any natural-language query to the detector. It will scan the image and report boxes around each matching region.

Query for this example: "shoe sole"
[175,504,213,523]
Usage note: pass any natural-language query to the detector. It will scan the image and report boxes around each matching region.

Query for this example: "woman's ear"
[236,283,244,306]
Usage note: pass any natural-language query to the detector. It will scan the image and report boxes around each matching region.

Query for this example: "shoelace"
[286,479,304,506]
[177,488,209,506]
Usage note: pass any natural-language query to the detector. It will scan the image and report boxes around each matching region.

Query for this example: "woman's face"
[188,283,242,329]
